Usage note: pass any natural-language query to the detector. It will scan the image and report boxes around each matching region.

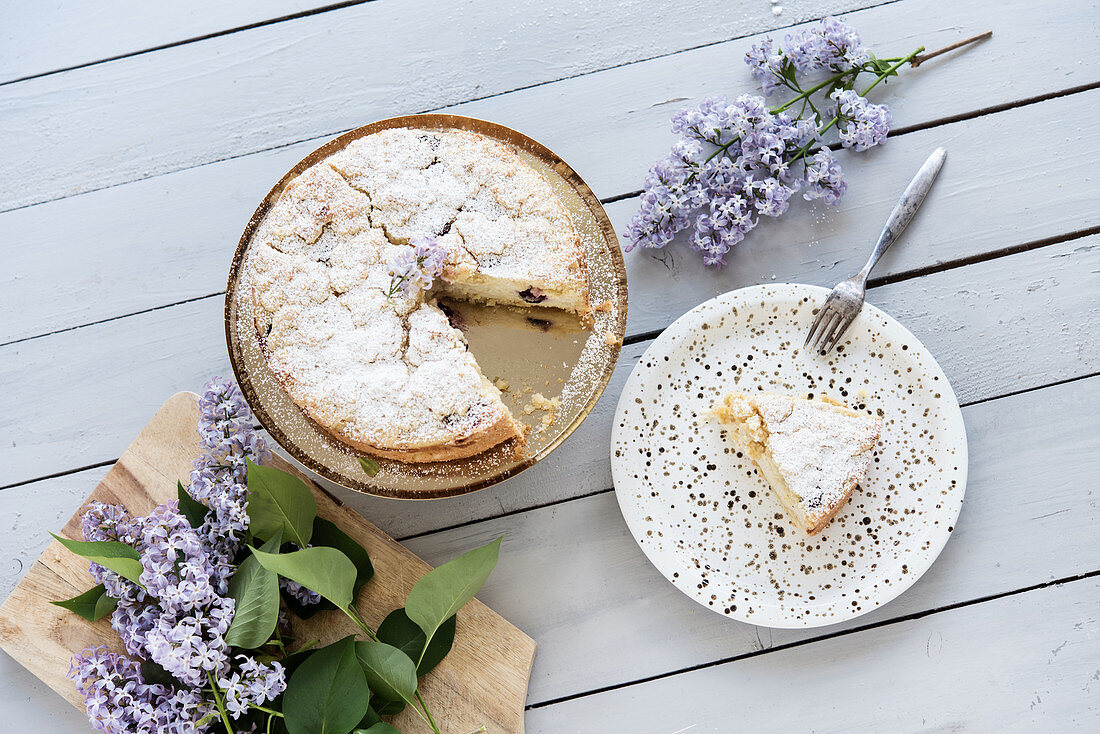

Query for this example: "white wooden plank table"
[2,1,1099,731]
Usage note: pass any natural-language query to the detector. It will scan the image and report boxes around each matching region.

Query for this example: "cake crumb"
[583,300,612,328]
[522,392,561,429]
[494,378,510,392]
[604,327,622,347]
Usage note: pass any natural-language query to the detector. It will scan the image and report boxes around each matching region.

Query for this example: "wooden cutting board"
[0,392,535,734]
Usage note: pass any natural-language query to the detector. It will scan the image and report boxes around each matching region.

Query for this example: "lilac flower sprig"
[54,376,506,734]
[63,379,286,734]
[626,18,988,267]
[386,235,447,299]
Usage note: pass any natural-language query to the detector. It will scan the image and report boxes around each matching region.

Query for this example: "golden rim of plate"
[224,114,628,500]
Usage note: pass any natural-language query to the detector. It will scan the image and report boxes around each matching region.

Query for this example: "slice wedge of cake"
[714,391,882,535]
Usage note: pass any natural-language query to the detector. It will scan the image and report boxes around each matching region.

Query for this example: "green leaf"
[140,660,178,688]
[225,533,282,649]
[246,458,317,548]
[377,608,455,676]
[51,534,144,587]
[50,584,117,621]
[354,641,418,711]
[278,646,316,677]
[177,480,209,529]
[93,588,119,619]
[353,725,402,734]
[405,536,501,648]
[282,519,372,619]
[357,456,380,477]
[283,637,370,734]
[369,698,405,716]
[311,518,374,595]
[251,546,356,612]
[355,707,382,730]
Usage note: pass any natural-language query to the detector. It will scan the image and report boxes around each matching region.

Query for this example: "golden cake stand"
[225,114,628,499]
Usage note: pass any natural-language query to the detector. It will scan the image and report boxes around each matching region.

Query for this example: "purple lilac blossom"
[784,17,869,73]
[91,501,235,688]
[81,502,146,603]
[624,139,707,252]
[70,379,287,729]
[140,587,235,687]
[626,94,820,266]
[69,646,214,734]
[217,655,286,719]
[803,148,848,205]
[189,377,269,593]
[670,96,737,145]
[744,37,786,97]
[387,235,447,297]
[280,576,323,606]
[746,177,796,218]
[831,88,892,151]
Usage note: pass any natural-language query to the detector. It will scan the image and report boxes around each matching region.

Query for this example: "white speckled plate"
[611,284,967,628]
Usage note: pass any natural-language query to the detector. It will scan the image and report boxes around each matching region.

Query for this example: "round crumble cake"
[248,127,592,462]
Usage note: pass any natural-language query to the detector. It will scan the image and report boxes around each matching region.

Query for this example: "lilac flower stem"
[250,704,283,717]
[206,671,236,734]
[385,274,409,301]
[788,46,924,165]
[772,71,849,114]
[911,31,992,68]
[416,689,442,734]
[858,47,924,96]
[344,605,381,642]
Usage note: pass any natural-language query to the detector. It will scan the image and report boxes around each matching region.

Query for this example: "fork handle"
[858,147,947,279]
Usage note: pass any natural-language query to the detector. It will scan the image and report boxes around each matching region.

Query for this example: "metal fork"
[804,147,947,355]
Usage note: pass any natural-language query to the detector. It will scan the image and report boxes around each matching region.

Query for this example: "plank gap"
[0,291,226,349]
[3,67,1094,218]
[524,566,1100,710]
[0,1,378,88]
[5,176,1100,353]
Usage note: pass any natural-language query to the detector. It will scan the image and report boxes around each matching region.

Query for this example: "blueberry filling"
[437,301,467,331]
[519,287,547,304]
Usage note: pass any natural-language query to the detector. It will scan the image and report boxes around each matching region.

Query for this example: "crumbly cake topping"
[752,394,880,515]
[248,127,590,454]
[328,129,587,293]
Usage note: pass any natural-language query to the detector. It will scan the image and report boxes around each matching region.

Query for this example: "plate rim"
[611,282,969,628]
[224,113,628,500]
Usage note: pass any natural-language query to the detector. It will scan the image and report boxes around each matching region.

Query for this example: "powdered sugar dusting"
[227,119,626,496]
[754,394,880,518]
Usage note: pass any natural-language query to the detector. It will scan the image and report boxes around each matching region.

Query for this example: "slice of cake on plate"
[713,391,882,535]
